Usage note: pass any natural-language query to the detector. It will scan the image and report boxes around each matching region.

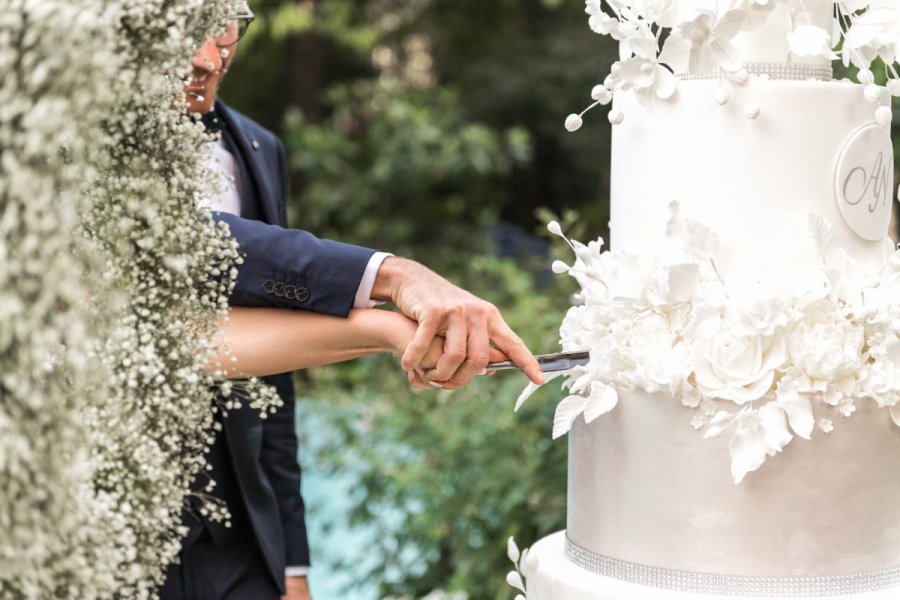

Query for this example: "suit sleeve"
[214,211,377,318]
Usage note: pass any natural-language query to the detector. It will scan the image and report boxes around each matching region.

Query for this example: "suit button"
[263,280,276,294]
[284,285,297,299]
[295,287,310,302]
[274,282,286,297]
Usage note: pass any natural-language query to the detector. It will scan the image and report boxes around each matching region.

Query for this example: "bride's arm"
[208,307,438,378]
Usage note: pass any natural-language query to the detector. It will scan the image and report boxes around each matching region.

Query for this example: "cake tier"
[567,390,900,577]
[526,532,900,599]
[730,0,832,69]
[609,80,894,291]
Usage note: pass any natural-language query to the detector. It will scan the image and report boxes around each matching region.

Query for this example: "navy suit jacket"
[195,100,376,591]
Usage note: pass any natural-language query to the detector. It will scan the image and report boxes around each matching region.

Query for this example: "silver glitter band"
[565,537,900,597]
[677,63,834,82]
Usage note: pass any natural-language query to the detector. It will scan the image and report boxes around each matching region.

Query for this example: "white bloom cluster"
[2,0,280,597]
[568,1,900,129]
[0,1,129,597]
[521,203,900,484]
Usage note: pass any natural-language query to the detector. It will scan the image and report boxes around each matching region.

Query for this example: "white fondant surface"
[610,80,894,292]
[567,391,900,576]
[527,532,900,600]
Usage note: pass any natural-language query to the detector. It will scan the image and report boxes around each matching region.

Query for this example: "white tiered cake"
[518,1,900,598]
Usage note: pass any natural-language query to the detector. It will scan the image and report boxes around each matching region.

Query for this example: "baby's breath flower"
[3,0,278,597]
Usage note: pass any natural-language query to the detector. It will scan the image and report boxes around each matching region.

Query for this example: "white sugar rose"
[693,326,788,404]
[787,301,864,381]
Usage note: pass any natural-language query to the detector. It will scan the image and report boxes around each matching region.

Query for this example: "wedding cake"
[511,1,900,598]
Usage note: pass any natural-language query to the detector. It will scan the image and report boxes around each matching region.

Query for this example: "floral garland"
[517,203,900,483]
[2,0,279,597]
[565,1,900,131]
[0,2,127,597]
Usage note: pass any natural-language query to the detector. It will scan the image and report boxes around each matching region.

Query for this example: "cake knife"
[487,351,590,373]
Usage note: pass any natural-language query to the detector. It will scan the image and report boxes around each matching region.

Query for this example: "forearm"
[208,307,415,378]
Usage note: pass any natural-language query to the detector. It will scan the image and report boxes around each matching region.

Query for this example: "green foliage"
[299,255,574,599]
[283,78,531,265]
[224,1,620,597]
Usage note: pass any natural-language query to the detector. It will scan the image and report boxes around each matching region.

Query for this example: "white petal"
[703,410,736,439]
[552,394,588,439]
[506,570,526,593]
[709,38,743,72]
[781,396,814,439]
[684,217,719,260]
[507,537,521,564]
[655,66,678,99]
[788,25,837,59]
[664,263,702,303]
[890,403,900,428]
[729,417,769,483]
[808,212,835,259]
[583,381,618,422]
[715,9,748,41]
[757,402,793,453]
[515,382,541,412]
[515,371,565,412]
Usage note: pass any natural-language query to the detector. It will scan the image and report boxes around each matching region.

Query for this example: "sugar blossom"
[519,204,900,484]
[571,1,900,128]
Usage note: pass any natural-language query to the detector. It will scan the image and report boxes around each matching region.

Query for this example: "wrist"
[370,256,413,303]
[383,312,418,357]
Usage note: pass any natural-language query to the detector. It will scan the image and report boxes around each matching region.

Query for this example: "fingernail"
[429,381,445,389]
[415,368,426,378]
[479,368,488,376]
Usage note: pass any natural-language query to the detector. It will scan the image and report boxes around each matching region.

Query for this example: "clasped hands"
[372,257,544,390]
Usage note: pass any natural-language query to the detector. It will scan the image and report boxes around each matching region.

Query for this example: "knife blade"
[487,351,590,373]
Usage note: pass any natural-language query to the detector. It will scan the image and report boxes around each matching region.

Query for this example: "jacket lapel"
[215,100,281,226]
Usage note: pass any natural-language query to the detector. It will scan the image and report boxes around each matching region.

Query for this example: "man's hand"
[282,576,311,600]
[372,257,544,389]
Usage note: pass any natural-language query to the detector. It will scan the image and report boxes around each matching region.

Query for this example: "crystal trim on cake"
[677,63,834,82]
[565,537,900,597]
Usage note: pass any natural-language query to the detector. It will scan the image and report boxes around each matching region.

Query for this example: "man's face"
[184,20,241,114]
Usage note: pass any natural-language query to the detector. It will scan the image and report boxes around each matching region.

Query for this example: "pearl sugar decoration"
[744,103,761,120]
[876,106,893,127]
[864,84,883,102]
[592,85,613,105]
[608,109,624,125]
[565,113,583,132]
[715,88,730,106]
[858,69,876,86]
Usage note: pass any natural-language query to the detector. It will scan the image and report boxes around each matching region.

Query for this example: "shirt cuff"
[285,566,309,577]
[353,252,393,309]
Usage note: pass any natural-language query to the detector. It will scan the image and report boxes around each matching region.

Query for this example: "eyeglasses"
[215,12,254,48]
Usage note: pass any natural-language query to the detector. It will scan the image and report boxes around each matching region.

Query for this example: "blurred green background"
[221,2,900,598]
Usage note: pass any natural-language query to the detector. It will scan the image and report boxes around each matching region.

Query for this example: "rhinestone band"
[677,63,834,82]
[565,537,900,597]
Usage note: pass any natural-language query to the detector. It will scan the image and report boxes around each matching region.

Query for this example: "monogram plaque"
[834,123,895,242]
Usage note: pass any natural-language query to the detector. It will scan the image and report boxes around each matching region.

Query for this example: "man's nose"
[191,37,221,73]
